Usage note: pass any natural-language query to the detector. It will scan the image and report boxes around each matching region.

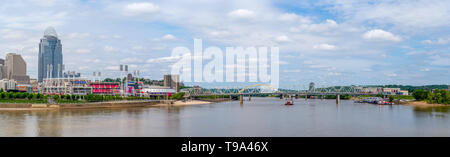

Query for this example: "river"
[0,97,449,136]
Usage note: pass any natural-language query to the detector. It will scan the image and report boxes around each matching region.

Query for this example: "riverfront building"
[164,74,180,92]
[141,85,176,96]
[90,82,120,95]
[39,78,91,95]
[38,27,63,82]
[0,79,16,91]
[5,53,30,84]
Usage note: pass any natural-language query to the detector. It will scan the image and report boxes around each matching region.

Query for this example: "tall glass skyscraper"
[38,27,63,82]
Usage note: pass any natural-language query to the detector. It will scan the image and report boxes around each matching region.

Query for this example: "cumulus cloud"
[122,2,160,16]
[363,29,402,42]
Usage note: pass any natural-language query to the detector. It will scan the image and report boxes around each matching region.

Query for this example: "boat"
[356,97,394,105]
[285,98,294,105]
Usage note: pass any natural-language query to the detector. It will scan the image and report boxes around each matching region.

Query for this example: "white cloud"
[422,38,450,45]
[120,57,143,63]
[123,2,160,16]
[161,34,176,40]
[429,55,450,66]
[74,49,91,54]
[105,66,118,71]
[363,29,402,42]
[289,19,338,32]
[313,44,337,50]
[66,33,90,39]
[420,68,430,72]
[153,34,177,41]
[283,69,301,73]
[275,35,290,42]
[131,46,145,51]
[386,72,398,77]
[279,13,311,23]
[228,9,255,19]
[146,56,182,63]
[104,45,118,52]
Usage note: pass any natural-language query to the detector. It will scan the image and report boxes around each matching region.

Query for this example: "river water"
[0,97,449,137]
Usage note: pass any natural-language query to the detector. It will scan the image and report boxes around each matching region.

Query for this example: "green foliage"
[389,95,394,102]
[170,92,185,100]
[53,95,60,100]
[412,89,431,101]
[425,89,450,105]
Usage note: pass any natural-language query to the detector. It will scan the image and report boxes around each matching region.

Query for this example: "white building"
[141,85,176,95]
[40,78,91,95]
[0,79,16,91]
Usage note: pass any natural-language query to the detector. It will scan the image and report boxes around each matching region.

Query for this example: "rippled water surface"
[1,97,449,136]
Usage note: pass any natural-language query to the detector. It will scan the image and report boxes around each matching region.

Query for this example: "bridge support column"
[322,95,324,100]
[248,95,251,101]
[239,94,243,105]
[305,94,308,100]
[229,95,232,100]
[336,94,340,104]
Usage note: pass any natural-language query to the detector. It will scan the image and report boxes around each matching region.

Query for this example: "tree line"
[413,89,450,104]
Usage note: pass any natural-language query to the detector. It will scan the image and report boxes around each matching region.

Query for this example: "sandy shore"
[153,100,212,107]
[403,101,446,108]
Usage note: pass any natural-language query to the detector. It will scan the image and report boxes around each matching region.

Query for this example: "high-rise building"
[0,59,6,79]
[164,74,180,92]
[309,82,315,92]
[5,53,30,84]
[38,27,63,82]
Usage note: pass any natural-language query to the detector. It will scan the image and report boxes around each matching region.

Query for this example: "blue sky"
[0,0,449,89]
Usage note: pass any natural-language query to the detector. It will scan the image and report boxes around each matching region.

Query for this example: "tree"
[53,95,60,100]
[412,89,430,101]
[389,95,394,102]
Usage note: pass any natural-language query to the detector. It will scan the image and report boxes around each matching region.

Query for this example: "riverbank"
[403,101,447,108]
[0,98,231,111]
[153,100,212,107]
[0,100,161,111]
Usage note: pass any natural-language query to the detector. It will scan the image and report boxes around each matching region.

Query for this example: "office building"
[164,74,180,92]
[5,53,30,84]
[38,27,63,82]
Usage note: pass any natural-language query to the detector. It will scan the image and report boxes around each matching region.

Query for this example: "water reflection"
[0,98,450,137]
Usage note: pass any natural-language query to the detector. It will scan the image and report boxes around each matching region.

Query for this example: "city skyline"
[0,0,449,88]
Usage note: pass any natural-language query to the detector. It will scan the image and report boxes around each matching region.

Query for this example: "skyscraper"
[38,27,63,82]
[5,53,30,84]
[164,74,180,92]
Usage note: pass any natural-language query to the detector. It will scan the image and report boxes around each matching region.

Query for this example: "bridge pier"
[336,94,340,104]
[305,94,308,100]
[239,94,243,105]
[248,95,251,101]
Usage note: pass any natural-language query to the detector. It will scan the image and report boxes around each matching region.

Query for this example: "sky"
[0,0,449,89]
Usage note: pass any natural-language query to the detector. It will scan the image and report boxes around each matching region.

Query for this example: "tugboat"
[285,98,294,105]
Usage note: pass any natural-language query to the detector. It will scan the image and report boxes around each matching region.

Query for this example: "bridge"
[181,84,382,104]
